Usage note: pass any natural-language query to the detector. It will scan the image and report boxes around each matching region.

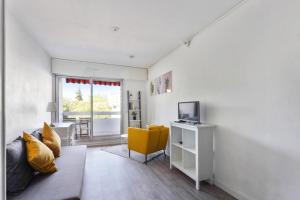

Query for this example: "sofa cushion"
[23,132,57,174]
[42,123,61,158]
[6,137,34,193]
[8,145,87,200]
[31,130,43,141]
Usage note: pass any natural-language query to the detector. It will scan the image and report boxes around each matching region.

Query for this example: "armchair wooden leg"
[163,150,166,158]
[129,150,131,158]
[145,154,147,164]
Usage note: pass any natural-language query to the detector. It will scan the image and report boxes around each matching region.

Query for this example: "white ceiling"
[7,0,243,68]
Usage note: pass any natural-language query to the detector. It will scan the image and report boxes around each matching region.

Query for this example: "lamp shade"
[46,102,57,112]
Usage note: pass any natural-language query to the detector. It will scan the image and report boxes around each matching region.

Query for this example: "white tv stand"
[170,122,215,190]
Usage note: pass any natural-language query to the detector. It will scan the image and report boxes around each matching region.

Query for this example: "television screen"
[178,101,200,122]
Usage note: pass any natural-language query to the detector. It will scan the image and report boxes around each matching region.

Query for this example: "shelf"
[172,160,183,169]
[172,160,196,180]
[170,122,215,190]
[182,129,196,152]
[183,167,196,180]
[172,142,182,148]
[183,147,196,154]
[172,143,196,155]
[128,90,142,128]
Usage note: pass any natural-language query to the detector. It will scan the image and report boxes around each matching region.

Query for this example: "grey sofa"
[8,145,87,200]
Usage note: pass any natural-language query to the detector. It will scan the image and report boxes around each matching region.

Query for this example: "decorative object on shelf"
[127,90,142,128]
[128,102,132,110]
[150,71,172,96]
[132,111,137,120]
[46,102,57,127]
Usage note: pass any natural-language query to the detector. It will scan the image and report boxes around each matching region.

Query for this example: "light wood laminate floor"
[82,147,236,200]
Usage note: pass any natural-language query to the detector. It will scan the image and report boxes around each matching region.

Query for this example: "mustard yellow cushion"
[42,122,61,158]
[23,132,57,173]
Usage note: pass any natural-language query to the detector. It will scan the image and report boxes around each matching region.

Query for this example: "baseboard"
[214,180,254,200]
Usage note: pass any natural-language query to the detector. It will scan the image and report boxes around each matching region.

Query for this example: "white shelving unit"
[127,91,142,128]
[170,122,215,190]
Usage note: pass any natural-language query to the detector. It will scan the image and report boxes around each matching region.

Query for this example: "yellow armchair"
[128,125,169,164]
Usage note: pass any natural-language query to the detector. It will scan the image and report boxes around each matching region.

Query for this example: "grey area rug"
[100,144,164,163]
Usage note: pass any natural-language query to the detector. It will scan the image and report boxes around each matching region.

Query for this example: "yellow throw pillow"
[42,122,61,158]
[23,132,57,173]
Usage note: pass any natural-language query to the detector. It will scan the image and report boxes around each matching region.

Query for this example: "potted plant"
[132,111,137,120]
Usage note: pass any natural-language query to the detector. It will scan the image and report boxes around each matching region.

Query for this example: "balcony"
[62,111,121,137]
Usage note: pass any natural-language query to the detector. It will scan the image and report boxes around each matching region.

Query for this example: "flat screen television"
[178,101,200,123]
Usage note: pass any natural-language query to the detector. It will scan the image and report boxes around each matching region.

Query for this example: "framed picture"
[150,71,172,96]
[162,71,172,93]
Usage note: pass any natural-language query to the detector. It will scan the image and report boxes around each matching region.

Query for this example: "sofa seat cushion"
[7,145,87,200]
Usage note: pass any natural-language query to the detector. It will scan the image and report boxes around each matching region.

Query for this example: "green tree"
[93,95,112,111]
[75,87,83,101]
[63,94,112,119]
[63,98,71,112]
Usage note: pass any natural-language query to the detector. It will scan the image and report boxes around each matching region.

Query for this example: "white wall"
[6,13,52,143]
[147,0,300,199]
[52,58,147,133]
[0,0,4,198]
[52,58,147,81]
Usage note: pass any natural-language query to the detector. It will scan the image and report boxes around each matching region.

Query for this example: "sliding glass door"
[57,77,92,139]
[92,80,121,136]
[56,76,122,141]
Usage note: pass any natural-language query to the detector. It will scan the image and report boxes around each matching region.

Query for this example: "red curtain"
[66,78,120,86]
[93,80,120,86]
[66,78,90,84]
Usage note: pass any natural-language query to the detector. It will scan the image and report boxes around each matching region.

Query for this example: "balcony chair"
[128,125,169,164]
[79,117,91,137]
